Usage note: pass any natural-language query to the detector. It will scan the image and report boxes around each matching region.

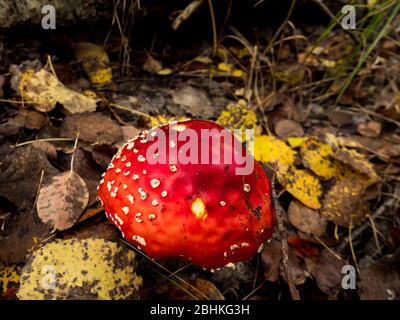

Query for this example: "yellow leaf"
[253,135,296,166]
[300,138,338,180]
[217,99,258,136]
[157,68,173,75]
[17,238,142,300]
[73,42,113,85]
[232,69,245,78]
[279,166,322,209]
[20,69,98,114]
[287,137,309,148]
[217,62,232,72]
[0,264,20,294]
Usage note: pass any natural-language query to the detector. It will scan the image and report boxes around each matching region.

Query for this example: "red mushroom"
[97,120,274,269]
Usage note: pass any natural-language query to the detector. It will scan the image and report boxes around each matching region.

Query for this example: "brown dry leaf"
[357,122,382,138]
[0,209,51,264]
[143,54,163,74]
[274,119,304,140]
[32,141,57,160]
[19,69,98,113]
[333,148,379,185]
[121,125,141,141]
[36,171,89,230]
[59,149,103,206]
[17,238,142,300]
[11,109,48,130]
[73,42,113,85]
[261,239,307,285]
[288,200,327,237]
[92,144,118,170]
[321,178,369,227]
[172,85,215,118]
[300,138,338,180]
[61,112,123,144]
[0,145,58,209]
[305,249,344,296]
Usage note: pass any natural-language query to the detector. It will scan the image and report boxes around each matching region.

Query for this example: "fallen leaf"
[279,166,322,210]
[0,209,51,264]
[300,138,338,180]
[217,99,259,140]
[17,238,142,300]
[143,54,163,74]
[305,249,344,296]
[211,261,256,291]
[73,42,113,85]
[36,171,89,230]
[333,148,379,185]
[274,119,304,140]
[288,200,327,237]
[357,121,382,138]
[59,148,103,206]
[91,144,118,170]
[10,109,48,130]
[172,85,215,118]
[19,69,98,114]
[0,264,20,299]
[32,141,57,160]
[61,112,123,144]
[0,145,58,209]
[321,178,369,227]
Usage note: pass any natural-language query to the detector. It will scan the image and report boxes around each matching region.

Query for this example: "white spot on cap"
[169,164,177,172]
[99,179,104,185]
[133,147,139,153]
[151,199,158,206]
[138,155,146,162]
[142,170,147,175]
[126,162,131,167]
[101,172,106,177]
[230,244,239,251]
[220,201,226,206]
[108,163,115,169]
[223,252,227,257]
[123,170,130,176]
[140,139,147,143]
[121,155,127,161]
[132,235,146,246]
[241,242,250,247]
[243,184,251,192]
[172,124,186,132]
[122,184,128,189]
[132,174,139,180]
[107,181,112,192]
[114,214,123,225]
[135,212,143,223]
[126,143,134,150]
[115,168,121,173]
[161,190,168,197]
[225,263,235,270]
[122,206,129,215]
[127,194,134,204]
[148,214,156,221]
[150,179,160,188]
[257,243,264,253]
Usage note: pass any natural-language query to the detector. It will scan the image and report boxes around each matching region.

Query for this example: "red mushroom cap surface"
[97,120,274,269]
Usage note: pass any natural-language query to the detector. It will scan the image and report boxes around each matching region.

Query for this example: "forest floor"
[0,1,400,300]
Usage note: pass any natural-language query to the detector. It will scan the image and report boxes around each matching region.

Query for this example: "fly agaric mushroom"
[97,120,274,269]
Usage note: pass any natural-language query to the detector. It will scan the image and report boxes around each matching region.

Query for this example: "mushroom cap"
[98,120,274,268]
